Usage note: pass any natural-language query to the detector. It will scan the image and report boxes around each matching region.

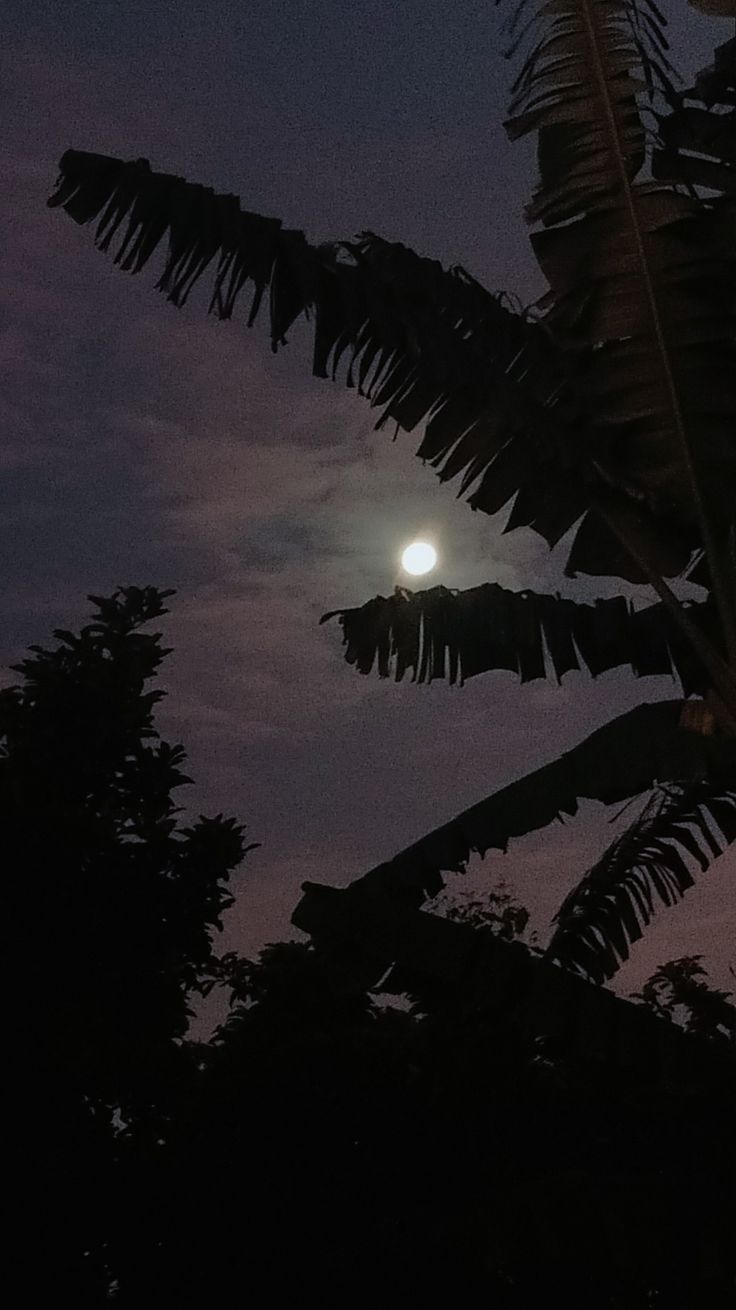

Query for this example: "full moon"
[401,541,437,576]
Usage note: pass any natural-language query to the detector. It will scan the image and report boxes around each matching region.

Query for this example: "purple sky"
[2,0,733,994]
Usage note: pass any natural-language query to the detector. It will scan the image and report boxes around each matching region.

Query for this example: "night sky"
[3,0,733,992]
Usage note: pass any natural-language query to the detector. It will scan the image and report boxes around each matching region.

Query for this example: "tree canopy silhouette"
[4,588,255,1301]
[6,592,733,1308]
[105,931,736,1308]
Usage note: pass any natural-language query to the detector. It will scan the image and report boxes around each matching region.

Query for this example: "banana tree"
[48,0,736,984]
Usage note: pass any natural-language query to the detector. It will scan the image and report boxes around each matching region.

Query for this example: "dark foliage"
[49,150,599,564]
[48,2,736,587]
[634,954,736,1042]
[323,581,715,690]
[7,596,734,1307]
[429,879,535,945]
[106,940,736,1309]
[497,0,736,571]
[4,589,255,1299]
[547,783,736,983]
[50,131,734,583]
[4,587,252,1099]
[653,33,736,193]
[347,700,736,911]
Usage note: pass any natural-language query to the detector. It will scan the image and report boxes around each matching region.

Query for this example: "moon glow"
[401,541,437,576]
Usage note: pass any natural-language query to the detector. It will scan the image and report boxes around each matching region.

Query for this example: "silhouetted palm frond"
[47,145,714,586]
[547,782,736,984]
[653,32,736,194]
[323,583,713,691]
[49,150,595,548]
[349,700,736,909]
[500,0,736,570]
[48,0,736,599]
